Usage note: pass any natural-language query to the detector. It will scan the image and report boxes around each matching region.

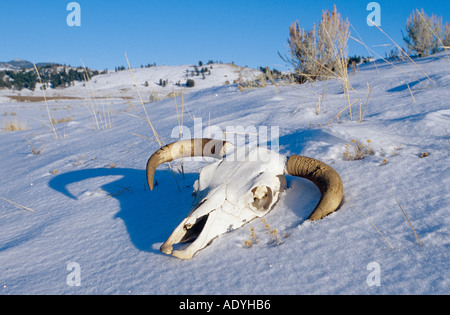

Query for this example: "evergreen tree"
[186,79,195,87]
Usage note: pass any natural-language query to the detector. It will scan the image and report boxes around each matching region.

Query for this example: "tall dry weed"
[284,5,350,83]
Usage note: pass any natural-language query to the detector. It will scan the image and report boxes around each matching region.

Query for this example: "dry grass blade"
[357,207,394,249]
[407,83,416,103]
[391,191,423,247]
[350,35,423,83]
[1,197,35,213]
[265,67,279,95]
[315,84,327,115]
[360,82,373,123]
[107,186,133,198]
[325,98,359,126]
[125,53,180,191]
[128,132,157,142]
[125,52,164,147]
[367,19,436,86]
[33,64,58,139]
[81,61,101,130]
[172,94,185,175]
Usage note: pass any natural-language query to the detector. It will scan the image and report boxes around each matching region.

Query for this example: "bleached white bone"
[147,139,343,259]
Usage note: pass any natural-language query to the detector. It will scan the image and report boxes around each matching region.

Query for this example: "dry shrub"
[443,23,450,48]
[403,9,450,57]
[4,119,28,132]
[284,5,350,83]
[343,139,374,161]
[51,116,72,124]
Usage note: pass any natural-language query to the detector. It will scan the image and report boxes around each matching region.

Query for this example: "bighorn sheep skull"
[147,139,343,259]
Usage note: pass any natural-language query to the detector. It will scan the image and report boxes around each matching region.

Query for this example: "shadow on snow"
[49,167,198,255]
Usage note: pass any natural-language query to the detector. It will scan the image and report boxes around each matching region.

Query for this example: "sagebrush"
[283,5,350,83]
[403,9,450,57]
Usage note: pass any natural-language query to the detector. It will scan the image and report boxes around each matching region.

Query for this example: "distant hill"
[0,61,101,91]
[0,59,58,70]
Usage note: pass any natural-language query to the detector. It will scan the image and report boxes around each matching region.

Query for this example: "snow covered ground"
[0,53,448,294]
[0,63,262,103]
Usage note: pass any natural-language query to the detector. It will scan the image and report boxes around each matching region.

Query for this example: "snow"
[0,53,449,294]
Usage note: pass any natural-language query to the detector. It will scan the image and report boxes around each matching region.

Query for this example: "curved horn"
[286,155,343,221]
[146,138,230,190]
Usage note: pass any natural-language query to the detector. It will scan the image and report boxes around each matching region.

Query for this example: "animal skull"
[147,139,343,259]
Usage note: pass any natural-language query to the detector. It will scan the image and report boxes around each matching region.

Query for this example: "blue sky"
[0,0,448,70]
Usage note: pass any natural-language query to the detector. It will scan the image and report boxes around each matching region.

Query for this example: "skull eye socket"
[251,186,273,211]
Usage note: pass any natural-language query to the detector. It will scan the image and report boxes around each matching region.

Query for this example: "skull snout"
[160,213,211,256]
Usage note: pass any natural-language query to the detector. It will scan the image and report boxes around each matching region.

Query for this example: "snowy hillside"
[0,52,449,294]
[0,63,262,103]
